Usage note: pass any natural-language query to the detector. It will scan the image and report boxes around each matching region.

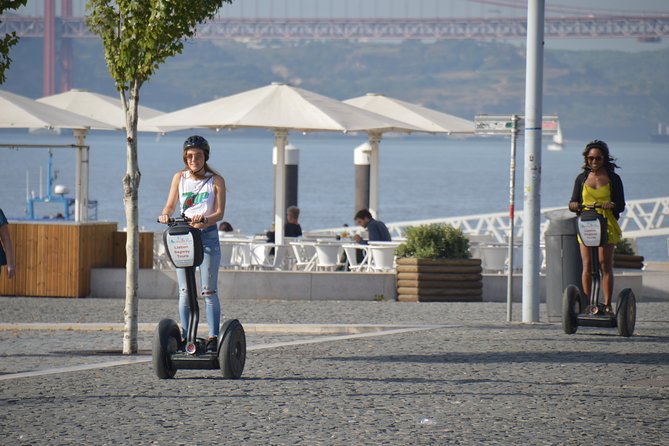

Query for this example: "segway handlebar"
[157,216,209,224]
[579,203,603,211]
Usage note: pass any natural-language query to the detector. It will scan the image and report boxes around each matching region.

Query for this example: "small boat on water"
[547,123,564,152]
[650,122,669,143]
[19,150,97,221]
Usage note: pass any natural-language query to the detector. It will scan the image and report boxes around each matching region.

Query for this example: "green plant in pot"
[396,224,471,260]
[395,224,482,303]
[613,237,644,269]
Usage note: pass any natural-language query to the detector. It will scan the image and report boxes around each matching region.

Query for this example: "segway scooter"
[562,204,636,337]
[152,216,246,379]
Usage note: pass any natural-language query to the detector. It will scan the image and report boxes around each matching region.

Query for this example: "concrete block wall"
[482,272,643,303]
[92,268,649,302]
[91,269,397,301]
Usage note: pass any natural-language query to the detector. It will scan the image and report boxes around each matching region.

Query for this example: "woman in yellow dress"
[569,140,625,315]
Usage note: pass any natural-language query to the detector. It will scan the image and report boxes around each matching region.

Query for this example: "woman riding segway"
[568,140,625,316]
[158,135,226,351]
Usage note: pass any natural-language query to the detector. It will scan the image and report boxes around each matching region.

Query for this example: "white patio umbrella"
[147,82,420,244]
[37,88,166,133]
[344,93,475,134]
[0,90,113,130]
[344,93,475,216]
[0,90,115,221]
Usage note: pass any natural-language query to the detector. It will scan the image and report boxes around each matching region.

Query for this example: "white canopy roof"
[147,82,420,133]
[0,90,114,130]
[344,93,474,134]
[37,89,165,132]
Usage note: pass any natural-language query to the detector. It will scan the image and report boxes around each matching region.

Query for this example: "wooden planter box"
[396,258,483,302]
[0,221,117,298]
[613,254,644,269]
[111,231,154,269]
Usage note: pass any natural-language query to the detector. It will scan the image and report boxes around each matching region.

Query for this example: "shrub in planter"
[396,224,471,260]
[395,224,482,302]
[614,238,644,269]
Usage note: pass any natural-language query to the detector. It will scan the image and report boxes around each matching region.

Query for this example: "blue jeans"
[176,226,221,339]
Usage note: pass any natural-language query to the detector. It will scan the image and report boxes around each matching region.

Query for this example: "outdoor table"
[313,242,343,270]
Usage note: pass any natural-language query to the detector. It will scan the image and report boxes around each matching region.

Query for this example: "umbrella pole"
[367,132,381,218]
[73,129,88,222]
[274,129,288,245]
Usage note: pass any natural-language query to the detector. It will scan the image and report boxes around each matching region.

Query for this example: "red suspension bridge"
[2,0,668,96]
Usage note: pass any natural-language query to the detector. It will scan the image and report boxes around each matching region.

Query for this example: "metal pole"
[74,147,81,222]
[354,142,371,213]
[73,128,88,222]
[82,145,89,222]
[273,143,299,214]
[368,132,381,218]
[274,129,288,245]
[522,0,545,323]
[506,114,519,322]
[284,144,299,209]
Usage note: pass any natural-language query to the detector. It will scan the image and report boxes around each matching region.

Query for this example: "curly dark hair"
[581,140,620,172]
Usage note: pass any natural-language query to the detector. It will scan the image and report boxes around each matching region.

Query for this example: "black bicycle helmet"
[183,135,210,161]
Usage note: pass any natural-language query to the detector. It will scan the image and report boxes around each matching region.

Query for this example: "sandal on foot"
[603,305,614,315]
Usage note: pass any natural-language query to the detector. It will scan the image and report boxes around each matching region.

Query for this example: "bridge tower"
[42,0,73,96]
[42,0,55,96]
[60,0,72,92]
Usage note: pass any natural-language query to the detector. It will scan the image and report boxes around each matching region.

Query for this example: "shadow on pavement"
[319,351,669,365]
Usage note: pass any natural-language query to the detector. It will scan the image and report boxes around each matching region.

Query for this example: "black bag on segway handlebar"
[577,209,607,247]
[163,224,204,268]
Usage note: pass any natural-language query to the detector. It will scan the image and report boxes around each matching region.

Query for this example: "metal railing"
[312,196,669,242]
[2,15,668,40]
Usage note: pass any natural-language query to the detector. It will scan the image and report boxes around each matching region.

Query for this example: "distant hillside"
[4,37,668,140]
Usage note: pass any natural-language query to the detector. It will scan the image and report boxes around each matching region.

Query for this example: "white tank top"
[178,171,216,218]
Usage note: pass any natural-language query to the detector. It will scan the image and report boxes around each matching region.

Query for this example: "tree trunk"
[121,82,141,355]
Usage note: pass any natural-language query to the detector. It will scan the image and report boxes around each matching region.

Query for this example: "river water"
[1,130,667,260]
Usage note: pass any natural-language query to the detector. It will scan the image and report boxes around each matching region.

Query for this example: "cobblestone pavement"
[0,298,667,445]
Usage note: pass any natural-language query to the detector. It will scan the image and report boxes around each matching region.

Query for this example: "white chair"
[343,244,369,272]
[219,242,236,269]
[314,243,342,271]
[291,242,317,271]
[480,245,508,273]
[250,243,289,271]
[250,243,274,269]
[368,245,397,272]
[153,233,173,269]
[232,242,252,269]
[270,245,290,270]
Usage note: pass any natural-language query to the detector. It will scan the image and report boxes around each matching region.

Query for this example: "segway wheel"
[218,319,246,379]
[152,318,181,379]
[616,288,636,337]
[562,285,581,335]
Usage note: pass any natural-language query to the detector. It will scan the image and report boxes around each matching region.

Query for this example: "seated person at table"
[353,209,391,244]
[218,221,234,238]
[285,206,303,237]
[267,206,303,242]
[219,221,234,232]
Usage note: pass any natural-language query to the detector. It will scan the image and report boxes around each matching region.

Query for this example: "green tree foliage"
[86,0,231,354]
[0,0,28,84]
[396,224,471,260]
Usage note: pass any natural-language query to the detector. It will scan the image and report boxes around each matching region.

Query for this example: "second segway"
[562,204,636,337]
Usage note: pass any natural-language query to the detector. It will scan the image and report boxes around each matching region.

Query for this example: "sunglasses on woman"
[588,156,603,162]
